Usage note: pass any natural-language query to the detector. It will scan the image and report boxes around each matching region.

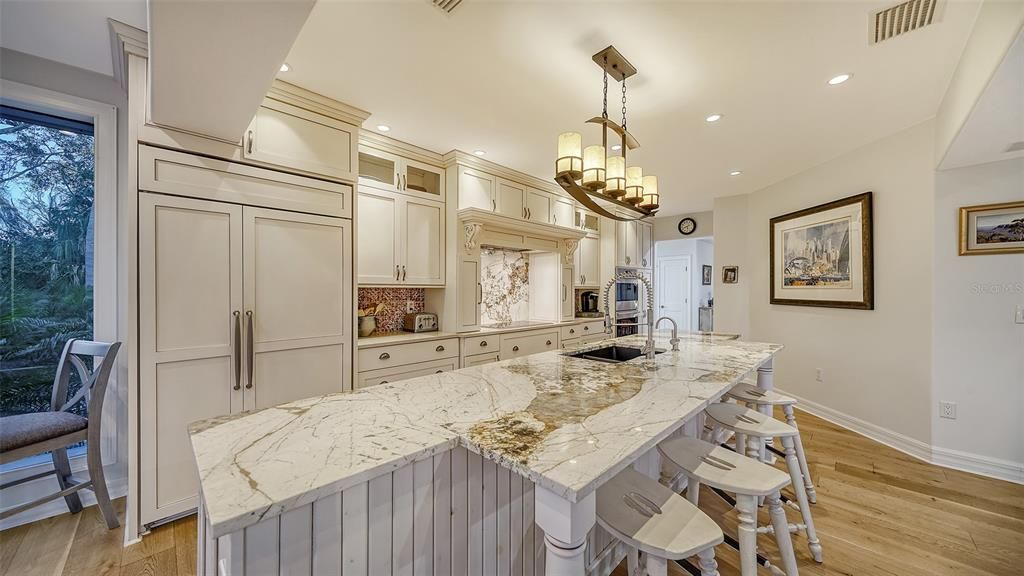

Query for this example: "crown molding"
[265,80,371,127]
[359,131,445,167]
[109,19,148,90]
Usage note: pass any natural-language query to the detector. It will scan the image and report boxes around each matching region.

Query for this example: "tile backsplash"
[357,287,425,333]
[480,247,530,325]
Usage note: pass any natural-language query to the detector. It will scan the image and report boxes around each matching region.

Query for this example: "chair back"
[50,339,121,421]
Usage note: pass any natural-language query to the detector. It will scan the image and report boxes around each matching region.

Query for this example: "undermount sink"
[567,345,664,364]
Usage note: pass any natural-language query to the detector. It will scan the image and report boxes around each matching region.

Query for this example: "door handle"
[563,284,567,301]
[477,283,482,304]
[232,311,241,390]
[396,265,400,281]
[246,130,254,154]
[435,345,445,352]
[401,174,406,190]
[492,199,496,211]
[245,311,254,389]
[379,352,391,360]
[402,265,407,281]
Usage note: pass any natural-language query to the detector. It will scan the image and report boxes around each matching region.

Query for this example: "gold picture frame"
[958,201,1024,255]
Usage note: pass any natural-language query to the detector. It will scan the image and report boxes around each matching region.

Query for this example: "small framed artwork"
[702,265,712,285]
[722,266,739,284]
[959,201,1024,255]
[770,191,873,309]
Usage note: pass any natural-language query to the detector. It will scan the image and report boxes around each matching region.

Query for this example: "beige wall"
[653,211,713,241]
[715,121,936,444]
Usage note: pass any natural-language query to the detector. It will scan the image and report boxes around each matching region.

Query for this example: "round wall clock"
[678,217,697,235]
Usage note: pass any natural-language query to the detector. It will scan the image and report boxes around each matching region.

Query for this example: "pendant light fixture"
[553,45,659,221]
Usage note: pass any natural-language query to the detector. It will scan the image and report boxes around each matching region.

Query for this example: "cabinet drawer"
[463,334,500,354]
[500,329,559,359]
[356,358,457,389]
[580,320,606,337]
[463,352,500,367]
[560,325,583,341]
[358,337,459,371]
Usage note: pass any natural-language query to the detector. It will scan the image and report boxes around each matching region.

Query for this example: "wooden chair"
[0,339,121,529]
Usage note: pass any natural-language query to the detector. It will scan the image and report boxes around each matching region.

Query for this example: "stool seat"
[597,467,724,560]
[705,403,795,438]
[658,437,789,497]
[725,382,797,406]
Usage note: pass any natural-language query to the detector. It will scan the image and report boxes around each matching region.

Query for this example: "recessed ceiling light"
[279,63,290,72]
[705,114,723,123]
[611,144,622,151]
[376,125,391,132]
[729,170,742,176]
[828,73,852,85]
[473,150,487,157]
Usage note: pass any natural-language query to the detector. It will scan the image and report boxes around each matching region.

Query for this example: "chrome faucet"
[655,317,680,351]
[601,270,656,360]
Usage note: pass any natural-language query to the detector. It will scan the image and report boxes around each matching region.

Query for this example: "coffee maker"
[578,290,600,315]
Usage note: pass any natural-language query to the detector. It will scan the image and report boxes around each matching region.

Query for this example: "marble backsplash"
[480,247,530,326]
[358,287,425,333]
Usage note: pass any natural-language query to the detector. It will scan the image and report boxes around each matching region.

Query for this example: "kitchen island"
[189,331,782,575]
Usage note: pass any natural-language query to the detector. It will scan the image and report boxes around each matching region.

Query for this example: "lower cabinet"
[500,329,560,359]
[463,352,501,367]
[356,358,458,389]
[356,338,460,389]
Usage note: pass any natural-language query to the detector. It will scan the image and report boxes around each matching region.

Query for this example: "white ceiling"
[285,0,981,214]
[940,29,1024,170]
[0,0,147,76]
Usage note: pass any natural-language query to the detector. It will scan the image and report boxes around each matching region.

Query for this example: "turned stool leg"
[766,491,799,576]
[782,436,822,562]
[646,554,669,576]
[735,493,759,575]
[783,405,817,504]
[686,474,701,506]
[626,547,640,576]
[696,547,720,576]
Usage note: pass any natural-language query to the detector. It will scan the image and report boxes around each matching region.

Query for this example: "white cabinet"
[526,188,551,224]
[359,147,444,201]
[495,177,526,219]
[458,166,495,211]
[561,265,575,321]
[500,329,560,359]
[638,222,653,269]
[356,358,458,389]
[551,196,575,228]
[243,101,357,182]
[463,352,500,367]
[575,235,600,287]
[458,257,482,330]
[615,220,652,268]
[357,189,444,286]
[139,192,351,524]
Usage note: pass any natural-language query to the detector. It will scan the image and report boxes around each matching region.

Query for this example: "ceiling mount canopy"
[555,45,659,222]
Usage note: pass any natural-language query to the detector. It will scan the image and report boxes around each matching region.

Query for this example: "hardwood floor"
[2,409,1021,576]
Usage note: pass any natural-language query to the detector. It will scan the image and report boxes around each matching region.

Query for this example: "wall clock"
[678,217,697,235]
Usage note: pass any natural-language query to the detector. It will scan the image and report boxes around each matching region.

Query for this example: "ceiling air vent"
[432,0,464,14]
[872,0,940,44]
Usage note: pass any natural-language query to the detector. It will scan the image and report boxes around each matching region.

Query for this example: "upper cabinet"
[458,166,496,211]
[526,188,551,224]
[495,178,527,219]
[551,197,575,228]
[638,221,653,269]
[357,189,444,286]
[615,220,653,269]
[575,235,601,287]
[359,147,444,201]
[243,99,358,182]
[576,210,600,235]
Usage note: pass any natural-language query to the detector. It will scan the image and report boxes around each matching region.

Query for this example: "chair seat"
[0,412,88,453]
[659,436,789,496]
[705,402,796,438]
[725,382,797,406]
[597,467,724,560]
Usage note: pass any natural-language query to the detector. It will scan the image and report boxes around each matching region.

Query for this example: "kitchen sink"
[567,345,664,364]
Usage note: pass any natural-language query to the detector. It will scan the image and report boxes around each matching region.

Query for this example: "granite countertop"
[190,330,781,537]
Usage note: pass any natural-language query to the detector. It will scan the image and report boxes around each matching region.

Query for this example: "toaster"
[402,312,438,333]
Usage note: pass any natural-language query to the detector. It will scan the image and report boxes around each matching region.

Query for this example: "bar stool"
[726,382,817,504]
[705,402,823,563]
[659,436,798,576]
[597,466,723,576]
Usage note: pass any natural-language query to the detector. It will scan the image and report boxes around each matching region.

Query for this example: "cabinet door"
[616,220,630,267]
[639,223,653,269]
[458,258,481,330]
[561,265,575,321]
[358,148,400,192]
[140,193,243,524]
[526,188,551,223]
[243,207,351,410]
[244,102,356,182]
[579,236,600,286]
[402,198,445,285]
[357,190,401,284]
[458,166,494,211]
[402,158,445,200]
[551,197,575,228]
[495,178,526,220]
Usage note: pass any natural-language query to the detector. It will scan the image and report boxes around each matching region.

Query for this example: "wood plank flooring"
[2,409,1021,576]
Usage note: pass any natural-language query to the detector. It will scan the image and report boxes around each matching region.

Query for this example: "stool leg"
[52,448,83,514]
[686,475,701,507]
[735,494,758,576]
[782,436,822,562]
[626,547,640,576]
[784,406,817,504]
[646,554,668,576]
[734,432,746,454]
[696,547,720,576]
[766,491,799,576]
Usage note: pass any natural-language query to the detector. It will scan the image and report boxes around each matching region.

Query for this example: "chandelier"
[554,45,659,221]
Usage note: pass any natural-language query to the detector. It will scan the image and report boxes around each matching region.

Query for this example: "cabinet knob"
[480,341,488,347]
[435,345,445,352]
[584,326,589,331]
[512,345,520,352]
[379,352,391,360]
[546,340,552,346]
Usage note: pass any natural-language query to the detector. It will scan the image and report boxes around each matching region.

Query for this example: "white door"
[358,148,401,193]
[459,258,481,330]
[403,197,444,285]
[656,255,691,333]
[458,167,494,211]
[357,190,400,284]
[561,265,575,320]
[243,207,351,410]
[551,197,575,228]
[495,178,526,220]
[526,189,551,223]
[639,223,653,269]
[139,193,243,524]
[579,236,600,286]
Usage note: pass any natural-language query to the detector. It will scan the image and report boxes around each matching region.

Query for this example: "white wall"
[715,121,937,445]
[933,158,1024,472]
[654,211,713,242]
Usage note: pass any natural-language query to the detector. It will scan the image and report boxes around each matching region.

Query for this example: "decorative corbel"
[463,222,483,254]
[564,238,580,264]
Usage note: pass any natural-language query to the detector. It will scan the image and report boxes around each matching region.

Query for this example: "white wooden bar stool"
[658,436,798,576]
[704,402,823,563]
[726,382,817,503]
[597,466,724,576]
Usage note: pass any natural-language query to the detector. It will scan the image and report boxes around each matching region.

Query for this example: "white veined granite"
[190,331,781,537]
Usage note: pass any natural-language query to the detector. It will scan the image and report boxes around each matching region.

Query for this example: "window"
[0,106,96,460]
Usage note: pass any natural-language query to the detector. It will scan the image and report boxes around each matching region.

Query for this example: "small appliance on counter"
[578,290,600,315]
[402,312,438,333]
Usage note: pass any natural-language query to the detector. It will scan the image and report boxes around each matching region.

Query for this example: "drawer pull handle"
[569,329,575,334]
[379,352,391,360]
[584,326,589,331]
[512,345,520,352]
[380,380,389,384]
[480,341,488,347]
[435,370,444,374]
[435,345,445,352]
[546,340,552,345]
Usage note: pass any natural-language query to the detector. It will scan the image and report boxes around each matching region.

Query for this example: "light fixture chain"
[621,79,627,133]
[602,56,609,120]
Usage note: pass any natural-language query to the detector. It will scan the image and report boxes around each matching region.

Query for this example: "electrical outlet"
[940,401,957,420]
[406,300,416,313]
[1016,305,1024,324]
[815,368,823,383]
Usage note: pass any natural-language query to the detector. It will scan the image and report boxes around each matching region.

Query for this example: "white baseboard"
[778,389,1024,485]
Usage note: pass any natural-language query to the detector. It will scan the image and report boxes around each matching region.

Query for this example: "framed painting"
[770,192,873,309]
[702,265,712,285]
[722,266,738,284]
[959,201,1024,255]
